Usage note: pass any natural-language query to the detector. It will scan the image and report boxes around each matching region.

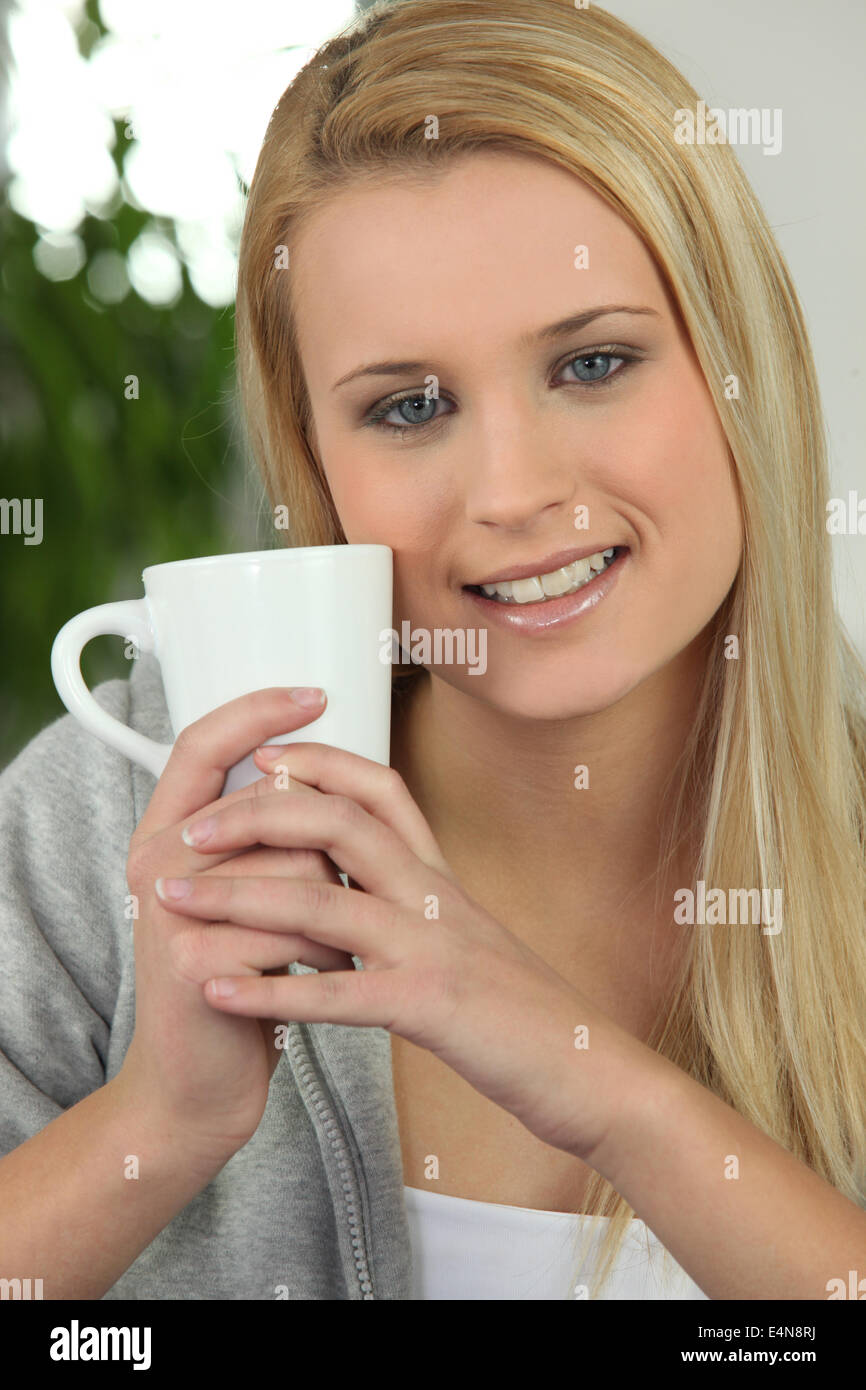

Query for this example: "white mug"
[50,545,394,795]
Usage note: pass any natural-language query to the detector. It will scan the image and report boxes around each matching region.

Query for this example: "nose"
[462,391,579,531]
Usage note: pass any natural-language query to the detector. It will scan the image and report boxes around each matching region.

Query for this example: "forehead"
[288,150,668,382]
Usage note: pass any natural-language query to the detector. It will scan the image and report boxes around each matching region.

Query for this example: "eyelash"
[362,345,642,437]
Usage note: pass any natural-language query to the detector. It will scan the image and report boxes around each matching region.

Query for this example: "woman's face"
[287,149,743,719]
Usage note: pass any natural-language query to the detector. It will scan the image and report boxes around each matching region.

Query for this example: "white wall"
[599,0,866,657]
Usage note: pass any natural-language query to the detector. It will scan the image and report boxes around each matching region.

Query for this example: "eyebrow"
[330,304,660,391]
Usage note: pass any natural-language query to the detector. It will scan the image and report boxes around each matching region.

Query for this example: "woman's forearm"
[580,1045,866,1300]
[0,1075,234,1300]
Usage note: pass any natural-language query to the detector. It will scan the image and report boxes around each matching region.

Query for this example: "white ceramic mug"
[50,545,394,794]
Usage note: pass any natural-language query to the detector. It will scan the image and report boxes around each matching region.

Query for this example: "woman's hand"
[152,739,646,1163]
[118,688,358,1162]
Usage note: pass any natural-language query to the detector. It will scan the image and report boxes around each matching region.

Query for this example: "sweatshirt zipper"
[286,1022,375,1300]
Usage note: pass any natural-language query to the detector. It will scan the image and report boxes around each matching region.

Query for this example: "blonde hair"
[235,0,866,1298]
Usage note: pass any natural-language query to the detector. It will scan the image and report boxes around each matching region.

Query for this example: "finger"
[205,962,396,1027]
[156,873,407,962]
[169,920,355,980]
[199,845,342,884]
[178,793,432,908]
[253,761,325,799]
[133,719,335,883]
[130,810,345,916]
[245,761,353,879]
[253,743,452,877]
[139,686,327,833]
[184,773,339,876]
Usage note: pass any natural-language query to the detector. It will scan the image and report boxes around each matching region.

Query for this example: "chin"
[457,662,643,721]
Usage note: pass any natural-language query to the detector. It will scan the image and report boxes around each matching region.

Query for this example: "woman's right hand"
[114,686,355,1162]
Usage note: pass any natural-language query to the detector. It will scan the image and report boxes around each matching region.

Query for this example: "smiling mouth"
[464,547,624,604]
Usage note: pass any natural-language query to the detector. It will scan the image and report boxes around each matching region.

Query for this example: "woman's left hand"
[155,741,645,1163]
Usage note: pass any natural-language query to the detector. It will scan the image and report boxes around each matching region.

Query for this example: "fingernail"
[255,744,285,762]
[290,687,325,707]
[209,978,236,998]
[182,817,216,846]
[155,876,193,900]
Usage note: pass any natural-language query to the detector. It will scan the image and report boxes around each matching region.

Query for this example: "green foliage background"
[0,8,286,772]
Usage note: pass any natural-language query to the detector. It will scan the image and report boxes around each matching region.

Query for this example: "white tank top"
[404,1185,709,1300]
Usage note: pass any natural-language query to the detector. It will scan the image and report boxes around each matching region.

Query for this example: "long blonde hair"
[234,0,866,1298]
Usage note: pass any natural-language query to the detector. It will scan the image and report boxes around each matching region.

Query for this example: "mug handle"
[50,599,174,780]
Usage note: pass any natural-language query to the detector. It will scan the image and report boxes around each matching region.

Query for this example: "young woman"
[1,0,864,1301]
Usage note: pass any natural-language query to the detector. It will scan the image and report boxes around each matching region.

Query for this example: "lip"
[467,543,620,587]
[462,546,628,633]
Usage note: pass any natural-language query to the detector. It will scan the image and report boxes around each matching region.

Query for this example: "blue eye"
[364,346,638,436]
[369,392,447,431]
[564,351,626,383]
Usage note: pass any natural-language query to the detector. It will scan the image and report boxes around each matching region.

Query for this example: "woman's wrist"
[543,997,680,1169]
[581,1038,691,1185]
[105,1068,248,1174]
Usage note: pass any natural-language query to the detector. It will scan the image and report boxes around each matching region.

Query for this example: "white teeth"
[564,557,592,586]
[511,576,545,602]
[476,549,618,604]
[540,567,574,597]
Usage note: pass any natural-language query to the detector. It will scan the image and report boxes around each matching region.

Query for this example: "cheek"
[614,372,742,586]
[316,435,423,543]
[326,470,418,545]
[320,446,459,587]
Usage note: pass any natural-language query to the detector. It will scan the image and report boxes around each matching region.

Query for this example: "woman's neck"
[389,645,707,974]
